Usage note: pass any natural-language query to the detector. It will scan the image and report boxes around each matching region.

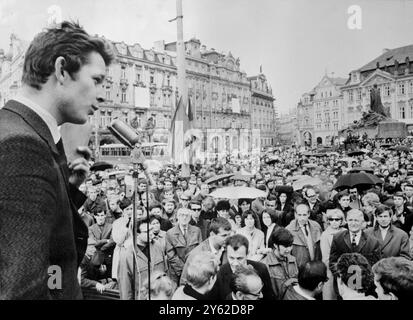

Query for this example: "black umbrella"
[347,150,366,157]
[333,172,382,190]
[90,161,114,172]
[274,185,294,194]
[205,173,235,184]
[380,144,392,148]
[388,146,411,152]
[349,167,374,174]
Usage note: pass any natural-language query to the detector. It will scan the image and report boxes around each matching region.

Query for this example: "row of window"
[315,123,339,130]
[348,82,413,102]
[315,100,340,108]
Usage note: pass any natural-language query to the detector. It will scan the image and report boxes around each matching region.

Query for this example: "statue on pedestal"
[369,84,388,117]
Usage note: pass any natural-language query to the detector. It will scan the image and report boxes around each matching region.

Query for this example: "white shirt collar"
[14,95,61,144]
[293,285,315,300]
[350,230,362,244]
[209,238,218,255]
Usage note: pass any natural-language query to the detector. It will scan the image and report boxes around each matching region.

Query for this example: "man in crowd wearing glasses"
[189,200,210,240]
[229,265,264,300]
[206,234,275,300]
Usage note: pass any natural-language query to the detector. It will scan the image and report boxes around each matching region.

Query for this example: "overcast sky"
[1,0,413,114]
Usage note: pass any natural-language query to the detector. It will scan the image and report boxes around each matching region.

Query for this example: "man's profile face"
[238,276,263,301]
[276,244,292,258]
[60,52,106,124]
[213,227,232,248]
[405,186,413,198]
[227,245,248,272]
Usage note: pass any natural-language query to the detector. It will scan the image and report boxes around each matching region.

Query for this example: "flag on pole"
[169,96,194,176]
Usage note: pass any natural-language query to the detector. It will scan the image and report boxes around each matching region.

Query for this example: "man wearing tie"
[0,21,114,299]
[329,209,382,270]
[166,208,202,284]
[286,204,322,270]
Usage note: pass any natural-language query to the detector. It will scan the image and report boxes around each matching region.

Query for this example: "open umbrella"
[388,146,411,152]
[143,159,164,173]
[347,150,366,157]
[274,185,294,194]
[338,157,357,165]
[303,163,317,169]
[90,161,113,172]
[333,172,382,190]
[209,186,267,199]
[293,177,322,191]
[205,173,235,184]
[230,172,253,182]
[380,144,392,148]
[349,167,374,174]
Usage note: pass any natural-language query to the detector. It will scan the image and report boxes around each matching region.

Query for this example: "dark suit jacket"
[207,260,276,300]
[329,230,382,271]
[365,225,411,260]
[0,100,88,299]
[165,224,202,283]
[89,222,115,252]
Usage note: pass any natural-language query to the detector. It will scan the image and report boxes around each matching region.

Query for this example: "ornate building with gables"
[341,44,413,131]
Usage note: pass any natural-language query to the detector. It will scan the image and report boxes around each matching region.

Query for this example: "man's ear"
[54,56,67,84]
[235,291,243,300]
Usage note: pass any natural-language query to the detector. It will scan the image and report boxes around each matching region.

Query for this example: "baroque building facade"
[296,75,346,146]
[248,72,276,147]
[1,34,277,157]
[341,45,413,131]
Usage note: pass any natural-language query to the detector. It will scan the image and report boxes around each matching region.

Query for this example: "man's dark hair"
[225,234,249,254]
[372,257,413,300]
[375,204,393,217]
[334,253,374,294]
[22,21,114,90]
[268,227,294,248]
[267,194,278,202]
[298,261,327,291]
[209,217,232,235]
[135,218,150,233]
[216,200,230,211]
[149,201,163,211]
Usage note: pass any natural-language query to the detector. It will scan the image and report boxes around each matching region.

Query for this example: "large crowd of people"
[78,137,413,300]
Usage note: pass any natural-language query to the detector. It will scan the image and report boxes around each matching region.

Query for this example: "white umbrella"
[293,177,323,191]
[209,186,267,199]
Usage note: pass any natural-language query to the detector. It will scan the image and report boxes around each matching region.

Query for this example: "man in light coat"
[117,218,167,300]
[286,204,322,270]
[166,208,202,284]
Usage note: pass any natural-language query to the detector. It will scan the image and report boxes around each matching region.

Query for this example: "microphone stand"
[131,146,151,300]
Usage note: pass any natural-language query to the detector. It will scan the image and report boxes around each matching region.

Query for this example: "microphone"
[107,119,140,149]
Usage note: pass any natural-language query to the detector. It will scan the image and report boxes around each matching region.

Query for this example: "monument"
[339,84,407,139]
